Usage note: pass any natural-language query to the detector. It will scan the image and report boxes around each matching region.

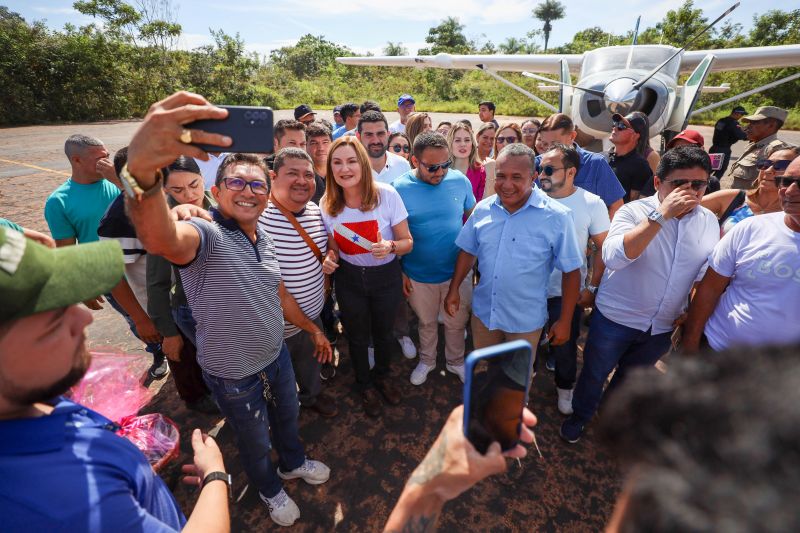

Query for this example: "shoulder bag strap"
[269,195,323,263]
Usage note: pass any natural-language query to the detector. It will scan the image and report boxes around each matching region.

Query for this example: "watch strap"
[120,163,163,201]
[202,471,232,499]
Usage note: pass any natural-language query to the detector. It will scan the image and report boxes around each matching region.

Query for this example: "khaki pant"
[408,276,472,367]
[471,315,542,351]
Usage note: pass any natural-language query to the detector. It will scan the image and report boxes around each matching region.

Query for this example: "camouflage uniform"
[726,133,790,190]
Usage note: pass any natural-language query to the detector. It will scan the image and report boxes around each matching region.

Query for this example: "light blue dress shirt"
[456,187,583,333]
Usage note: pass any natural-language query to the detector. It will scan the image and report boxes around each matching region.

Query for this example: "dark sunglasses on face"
[421,160,452,173]
[521,129,538,135]
[496,136,518,144]
[540,165,567,177]
[775,176,800,188]
[391,144,410,153]
[222,177,269,195]
[612,121,629,130]
[664,179,709,191]
[756,158,792,172]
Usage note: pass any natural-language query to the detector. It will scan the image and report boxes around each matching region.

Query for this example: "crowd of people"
[1,89,799,531]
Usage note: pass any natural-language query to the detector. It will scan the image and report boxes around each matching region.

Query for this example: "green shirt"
[44,178,119,243]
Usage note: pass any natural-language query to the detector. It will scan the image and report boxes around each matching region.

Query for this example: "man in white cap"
[726,105,790,190]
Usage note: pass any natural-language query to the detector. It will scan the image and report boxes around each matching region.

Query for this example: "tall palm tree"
[383,41,408,56]
[498,37,525,54]
[532,0,566,52]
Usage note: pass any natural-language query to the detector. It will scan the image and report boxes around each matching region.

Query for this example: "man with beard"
[0,228,230,531]
[358,110,411,186]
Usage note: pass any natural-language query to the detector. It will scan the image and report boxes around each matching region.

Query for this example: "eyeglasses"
[391,144,410,154]
[775,176,800,188]
[663,179,709,191]
[496,136,518,144]
[756,159,792,172]
[540,165,568,177]
[222,177,269,195]
[612,121,629,130]
[420,160,452,173]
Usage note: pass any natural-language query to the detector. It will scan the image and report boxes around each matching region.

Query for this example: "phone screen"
[465,342,533,454]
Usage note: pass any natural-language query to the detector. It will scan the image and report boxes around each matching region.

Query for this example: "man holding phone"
[444,143,583,354]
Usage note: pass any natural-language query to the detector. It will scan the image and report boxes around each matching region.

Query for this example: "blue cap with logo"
[397,94,415,106]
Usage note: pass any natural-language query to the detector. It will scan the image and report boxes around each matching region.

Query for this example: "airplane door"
[666,53,715,132]
[559,58,572,115]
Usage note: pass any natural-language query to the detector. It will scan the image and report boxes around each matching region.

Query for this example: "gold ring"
[180,128,193,144]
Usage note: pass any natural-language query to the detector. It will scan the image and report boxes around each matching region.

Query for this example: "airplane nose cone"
[604,78,638,115]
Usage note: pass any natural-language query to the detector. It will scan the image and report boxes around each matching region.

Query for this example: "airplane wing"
[681,44,800,73]
[336,53,584,75]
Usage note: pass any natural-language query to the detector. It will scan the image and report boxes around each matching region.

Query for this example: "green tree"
[532,0,565,52]
[383,41,408,56]
[748,9,800,46]
[498,37,526,54]
[637,0,713,49]
[418,17,472,55]
[269,34,352,78]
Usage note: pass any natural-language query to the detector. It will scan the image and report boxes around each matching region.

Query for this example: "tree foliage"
[532,0,566,52]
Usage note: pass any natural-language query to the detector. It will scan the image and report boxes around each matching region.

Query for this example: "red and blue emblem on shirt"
[333,220,378,255]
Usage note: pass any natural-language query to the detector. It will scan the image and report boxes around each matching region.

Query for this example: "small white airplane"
[337,3,800,145]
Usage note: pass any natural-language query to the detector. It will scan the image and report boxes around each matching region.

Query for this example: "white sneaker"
[437,312,445,324]
[260,489,300,527]
[410,362,435,385]
[445,363,465,383]
[368,346,375,369]
[278,458,330,485]
[398,336,417,359]
[557,387,574,415]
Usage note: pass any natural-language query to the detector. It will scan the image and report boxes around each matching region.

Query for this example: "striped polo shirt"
[180,211,284,379]
[258,201,327,338]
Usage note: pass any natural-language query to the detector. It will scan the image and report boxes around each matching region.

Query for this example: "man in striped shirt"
[123,94,333,528]
[258,148,338,417]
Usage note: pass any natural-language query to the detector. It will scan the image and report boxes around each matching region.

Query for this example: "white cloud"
[33,6,79,15]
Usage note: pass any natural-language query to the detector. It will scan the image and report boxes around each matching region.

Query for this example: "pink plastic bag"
[69,351,153,422]
[118,414,181,472]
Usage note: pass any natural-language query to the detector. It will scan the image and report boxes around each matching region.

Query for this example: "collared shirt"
[373,151,411,185]
[596,194,719,334]
[536,145,625,207]
[711,116,747,149]
[728,133,790,187]
[0,398,185,532]
[180,209,284,379]
[456,187,583,333]
[194,152,229,189]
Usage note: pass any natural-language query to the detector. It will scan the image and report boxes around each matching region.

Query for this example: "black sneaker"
[186,395,220,414]
[148,353,169,380]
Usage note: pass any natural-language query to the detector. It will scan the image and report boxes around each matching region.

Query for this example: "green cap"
[0,227,124,324]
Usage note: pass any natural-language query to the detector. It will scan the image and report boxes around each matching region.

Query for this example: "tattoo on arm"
[407,434,447,486]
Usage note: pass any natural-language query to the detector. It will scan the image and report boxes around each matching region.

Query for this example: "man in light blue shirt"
[444,144,583,352]
[393,132,476,386]
[331,102,360,140]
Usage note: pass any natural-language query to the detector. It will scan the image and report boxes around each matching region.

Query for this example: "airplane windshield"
[581,46,681,78]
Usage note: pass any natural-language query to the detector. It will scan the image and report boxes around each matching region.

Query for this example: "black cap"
[732,106,747,115]
[294,104,315,121]
[612,112,648,137]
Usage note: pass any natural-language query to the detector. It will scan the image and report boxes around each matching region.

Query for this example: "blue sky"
[8,0,794,57]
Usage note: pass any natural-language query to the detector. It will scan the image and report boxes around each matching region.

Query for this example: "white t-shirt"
[547,187,610,297]
[704,212,800,351]
[194,153,229,189]
[321,182,408,267]
[389,120,405,134]
[373,151,411,186]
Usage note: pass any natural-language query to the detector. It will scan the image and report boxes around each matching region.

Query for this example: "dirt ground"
[2,114,797,531]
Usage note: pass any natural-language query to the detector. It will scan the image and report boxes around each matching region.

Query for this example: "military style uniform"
[726,133,789,190]
[709,116,747,179]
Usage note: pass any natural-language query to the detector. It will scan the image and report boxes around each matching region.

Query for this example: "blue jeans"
[202,344,305,498]
[105,293,162,357]
[537,297,582,389]
[572,308,672,423]
[171,304,197,348]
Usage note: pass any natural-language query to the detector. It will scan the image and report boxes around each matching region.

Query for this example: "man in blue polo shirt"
[445,143,583,352]
[536,113,625,219]
[393,132,476,385]
[0,228,230,532]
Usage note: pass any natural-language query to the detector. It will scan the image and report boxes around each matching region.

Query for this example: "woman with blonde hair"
[447,122,496,203]
[320,137,413,418]
[405,112,433,159]
[475,122,497,162]
[701,146,799,235]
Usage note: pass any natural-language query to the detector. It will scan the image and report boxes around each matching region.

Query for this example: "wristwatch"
[202,471,232,499]
[647,209,666,227]
[586,284,598,295]
[120,163,163,201]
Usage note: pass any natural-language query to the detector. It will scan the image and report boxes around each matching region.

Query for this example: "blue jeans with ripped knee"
[202,343,305,498]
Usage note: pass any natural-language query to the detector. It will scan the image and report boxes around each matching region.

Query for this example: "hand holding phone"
[184,105,275,154]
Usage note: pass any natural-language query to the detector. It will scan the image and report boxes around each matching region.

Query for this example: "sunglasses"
[663,179,709,191]
[540,165,568,177]
[391,144,410,154]
[612,121,629,130]
[421,160,452,173]
[521,128,538,135]
[775,176,800,188]
[756,159,792,172]
[222,177,269,195]
[496,136,518,144]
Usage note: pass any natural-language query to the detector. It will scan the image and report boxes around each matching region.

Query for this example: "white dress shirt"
[596,194,719,334]
[372,151,411,186]
[194,152,229,189]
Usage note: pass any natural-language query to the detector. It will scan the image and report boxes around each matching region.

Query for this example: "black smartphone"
[463,340,534,454]
[184,105,274,154]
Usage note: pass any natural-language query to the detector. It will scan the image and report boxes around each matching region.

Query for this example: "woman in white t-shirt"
[320,137,413,418]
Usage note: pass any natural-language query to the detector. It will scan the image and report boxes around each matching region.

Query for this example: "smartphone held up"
[185,105,275,154]
[463,340,534,454]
